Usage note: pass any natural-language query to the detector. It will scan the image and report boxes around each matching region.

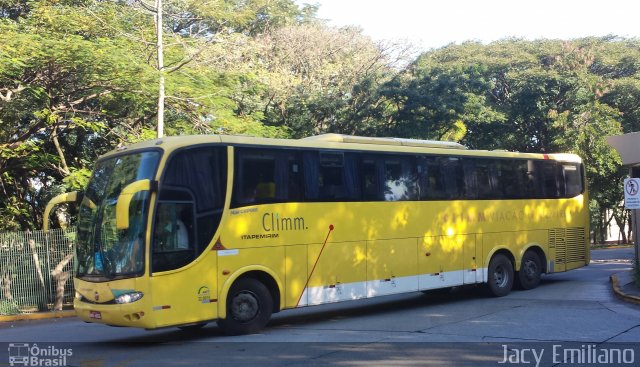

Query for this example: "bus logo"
[8,343,29,366]
[7,343,72,366]
[262,212,307,232]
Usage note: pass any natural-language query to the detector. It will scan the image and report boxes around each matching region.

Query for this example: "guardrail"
[0,229,75,315]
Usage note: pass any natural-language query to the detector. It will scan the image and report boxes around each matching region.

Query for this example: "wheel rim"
[522,259,538,280]
[493,265,508,288]
[229,290,260,323]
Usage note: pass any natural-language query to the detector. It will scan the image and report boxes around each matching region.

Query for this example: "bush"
[0,300,21,315]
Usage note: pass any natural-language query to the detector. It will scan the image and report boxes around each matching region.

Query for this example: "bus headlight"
[114,292,144,304]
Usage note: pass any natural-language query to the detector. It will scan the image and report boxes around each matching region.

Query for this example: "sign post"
[608,134,640,266]
[624,178,640,264]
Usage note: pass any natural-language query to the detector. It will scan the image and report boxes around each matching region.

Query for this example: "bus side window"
[154,203,193,251]
[419,157,445,200]
[237,153,277,204]
[319,152,344,199]
[461,159,478,199]
[517,160,536,198]
[441,157,463,200]
[361,157,380,201]
[538,161,562,198]
[496,160,518,199]
[152,202,195,272]
[304,151,360,201]
[288,156,304,201]
[232,148,305,206]
[383,156,418,201]
[471,159,496,199]
[524,160,543,198]
[255,179,276,200]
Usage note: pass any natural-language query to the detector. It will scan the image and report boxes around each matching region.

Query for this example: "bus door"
[148,146,227,327]
[148,200,217,327]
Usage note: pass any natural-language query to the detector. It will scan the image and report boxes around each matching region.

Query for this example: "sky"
[300,0,640,51]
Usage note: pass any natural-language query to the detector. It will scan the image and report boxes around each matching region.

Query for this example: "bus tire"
[517,251,542,290]
[486,254,514,297]
[217,278,273,335]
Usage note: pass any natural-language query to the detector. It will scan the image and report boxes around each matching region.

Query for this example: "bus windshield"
[76,151,160,279]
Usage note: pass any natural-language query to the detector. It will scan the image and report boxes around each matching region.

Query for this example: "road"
[1,247,639,366]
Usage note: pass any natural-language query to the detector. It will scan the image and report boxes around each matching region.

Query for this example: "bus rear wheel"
[217,278,273,335]
[517,251,542,290]
[487,254,514,297]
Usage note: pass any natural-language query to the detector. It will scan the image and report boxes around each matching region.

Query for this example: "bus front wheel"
[218,278,273,335]
[487,254,514,297]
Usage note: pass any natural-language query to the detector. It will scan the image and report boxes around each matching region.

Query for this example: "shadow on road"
[97,281,563,344]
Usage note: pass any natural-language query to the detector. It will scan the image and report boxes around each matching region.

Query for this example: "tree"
[0,0,313,230]
[126,0,317,137]
[0,2,156,229]
[388,38,636,242]
[245,23,409,137]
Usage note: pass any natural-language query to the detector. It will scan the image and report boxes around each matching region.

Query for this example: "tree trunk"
[28,238,48,311]
[156,0,165,138]
[1,270,12,301]
[598,208,606,244]
[612,207,628,244]
[51,253,73,311]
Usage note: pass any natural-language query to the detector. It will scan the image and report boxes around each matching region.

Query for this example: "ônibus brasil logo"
[8,343,72,367]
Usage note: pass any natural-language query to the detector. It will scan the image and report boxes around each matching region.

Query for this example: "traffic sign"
[624,178,640,209]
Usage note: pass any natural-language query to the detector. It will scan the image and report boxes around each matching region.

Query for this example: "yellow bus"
[45,133,589,335]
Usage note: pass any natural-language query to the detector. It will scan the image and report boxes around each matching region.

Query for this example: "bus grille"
[550,227,586,263]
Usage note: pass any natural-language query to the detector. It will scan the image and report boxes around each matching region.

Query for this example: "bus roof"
[100,134,582,163]
[302,133,467,149]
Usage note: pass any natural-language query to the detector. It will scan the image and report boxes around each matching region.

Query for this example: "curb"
[0,310,76,323]
[611,274,640,305]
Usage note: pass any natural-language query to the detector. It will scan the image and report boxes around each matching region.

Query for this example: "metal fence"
[0,229,76,315]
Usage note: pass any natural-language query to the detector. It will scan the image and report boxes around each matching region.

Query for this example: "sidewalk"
[611,271,640,305]
[0,310,76,323]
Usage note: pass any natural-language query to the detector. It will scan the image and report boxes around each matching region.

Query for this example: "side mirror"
[116,179,155,230]
[43,191,82,232]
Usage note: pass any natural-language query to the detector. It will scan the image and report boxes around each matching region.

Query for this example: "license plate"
[89,311,102,320]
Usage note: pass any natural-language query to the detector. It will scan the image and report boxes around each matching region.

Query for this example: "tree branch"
[51,127,70,176]
[84,6,154,46]
[0,85,26,102]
